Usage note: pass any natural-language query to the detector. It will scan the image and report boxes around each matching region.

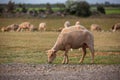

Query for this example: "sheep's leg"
[44,28,46,31]
[65,51,69,64]
[79,47,86,63]
[62,45,70,64]
[88,44,94,64]
[62,50,69,64]
[17,27,21,32]
[21,28,23,32]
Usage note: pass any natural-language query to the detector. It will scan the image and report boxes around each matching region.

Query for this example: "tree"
[56,3,65,11]
[0,7,4,13]
[65,0,74,8]
[46,3,53,14]
[67,1,91,17]
[18,4,27,13]
[7,0,15,13]
[97,5,106,14]
[65,0,85,8]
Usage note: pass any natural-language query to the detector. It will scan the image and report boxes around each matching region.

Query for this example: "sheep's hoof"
[62,63,65,64]
[62,62,69,64]
[79,60,83,64]
[62,61,65,64]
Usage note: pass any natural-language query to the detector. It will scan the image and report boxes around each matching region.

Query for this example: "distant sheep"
[64,21,71,28]
[90,24,102,32]
[112,23,120,32]
[29,24,37,31]
[47,25,94,64]
[1,24,19,32]
[38,22,46,31]
[1,27,7,32]
[17,22,32,32]
[75,21,80,25]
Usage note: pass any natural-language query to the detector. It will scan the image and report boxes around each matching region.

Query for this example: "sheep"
[61,24,87,34]
[29,24,38,32]
[112,23,120,32]
[1,27,7,32]
[47,26,94,64]
[64,21,71,28]
[90,24,102,32]
[58,21,85,32]
[17,22,31,32]
[1,24,19,32]
[38,22,46,31]
[75,21,80,25]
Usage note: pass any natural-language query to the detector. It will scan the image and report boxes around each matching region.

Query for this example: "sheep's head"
[46,49,56,63]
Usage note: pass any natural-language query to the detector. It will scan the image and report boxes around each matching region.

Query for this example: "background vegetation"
[0,0,120,17]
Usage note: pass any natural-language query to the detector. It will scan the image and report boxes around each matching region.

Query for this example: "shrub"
[97,5,106,14]
[7,0,15,13]
[67,1,91,17]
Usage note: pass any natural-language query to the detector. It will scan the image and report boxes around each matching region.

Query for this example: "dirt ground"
[0,63,120,80]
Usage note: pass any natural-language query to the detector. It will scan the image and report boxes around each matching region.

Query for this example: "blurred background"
[0,0,120,18]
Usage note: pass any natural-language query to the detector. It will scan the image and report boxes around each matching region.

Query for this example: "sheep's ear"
[46,50,53,54]
[46,50,50,54]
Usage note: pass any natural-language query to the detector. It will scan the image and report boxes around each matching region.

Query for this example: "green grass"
[105,8,120,15]
[0,32,120,64]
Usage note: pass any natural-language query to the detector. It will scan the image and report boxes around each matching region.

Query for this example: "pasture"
[105,7,120,15]
[0,18,120,64]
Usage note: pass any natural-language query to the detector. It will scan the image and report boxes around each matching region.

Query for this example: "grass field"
[0,18,120,64]
[105,7,120,14]
[91,7,120,15]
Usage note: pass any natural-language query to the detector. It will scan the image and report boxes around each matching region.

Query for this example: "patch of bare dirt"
[0,63,120,80]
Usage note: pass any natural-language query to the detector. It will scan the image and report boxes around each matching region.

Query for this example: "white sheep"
[17,22,31,32]
[112,23,120,32]
[90,24,102,32]
[1,24,19,32]
[64,21,71,28]
[47,25,94,64]
[75,21,80,25]
[38,22,46,31]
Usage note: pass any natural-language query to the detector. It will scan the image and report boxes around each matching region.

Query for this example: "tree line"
[0,0,118,17]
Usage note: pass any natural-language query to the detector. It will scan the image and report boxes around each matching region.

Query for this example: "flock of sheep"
[1,22,46,32]
[1,21,120,64]
[1,21,120,32]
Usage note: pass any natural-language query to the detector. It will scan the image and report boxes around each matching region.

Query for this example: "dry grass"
[0,17,120,31]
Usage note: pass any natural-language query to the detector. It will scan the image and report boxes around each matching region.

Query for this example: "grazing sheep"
[1,27,7,32]
[90,24,102,32]
[57,21,70,32]
[75,21,80,25]
[47,26,94,64]
[64,21,71,28]
[17,22,31,32]
[112,23,120,32]
[1,24,19,32]
[38,22,46,31]
[29,24,38,32]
